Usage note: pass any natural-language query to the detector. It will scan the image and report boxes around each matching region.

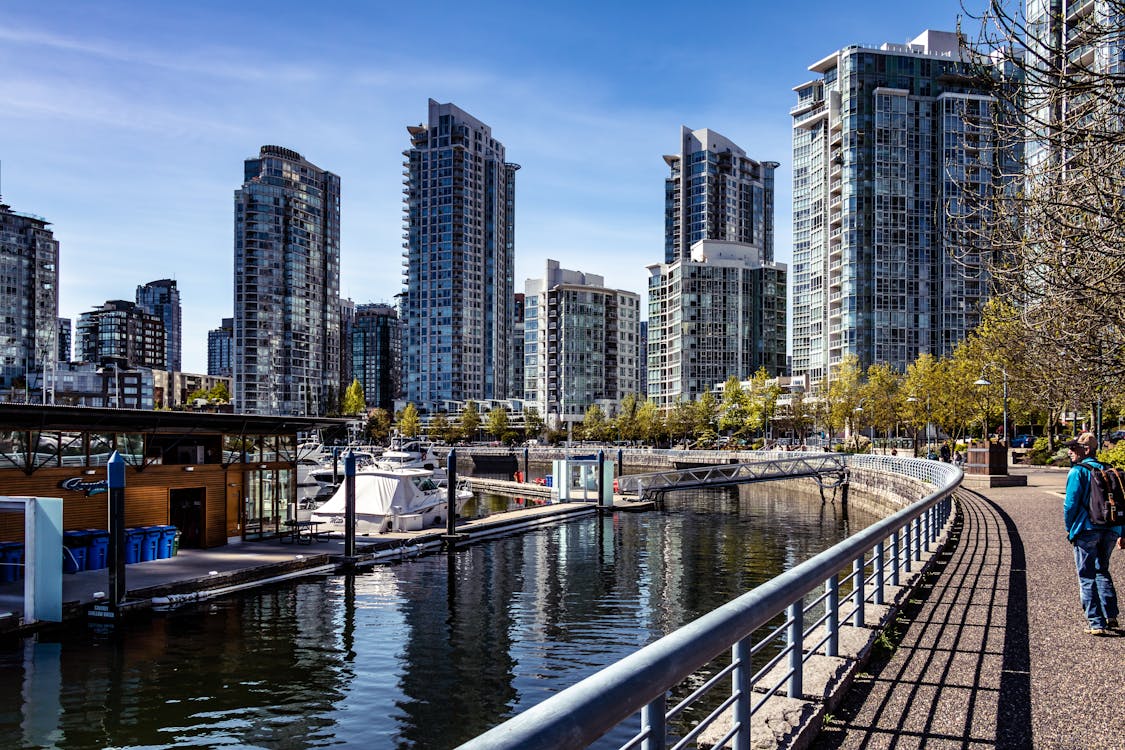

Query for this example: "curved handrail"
[458,455,962,749]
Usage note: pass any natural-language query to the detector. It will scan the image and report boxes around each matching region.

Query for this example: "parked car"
[1109,430,1125,443]
[1009,434,1036,448]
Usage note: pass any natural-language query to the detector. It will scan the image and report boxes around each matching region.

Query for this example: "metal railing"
[615,453,848,500]
[458,456,962,750]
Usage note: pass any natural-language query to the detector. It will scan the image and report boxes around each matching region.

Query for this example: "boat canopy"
[313,469,439,517]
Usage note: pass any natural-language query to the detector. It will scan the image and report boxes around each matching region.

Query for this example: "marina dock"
[0,497,651,636]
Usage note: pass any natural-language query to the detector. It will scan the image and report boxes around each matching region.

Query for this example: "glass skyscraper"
[234,146,341,416]
[208,317,233,378]
[0,199,58,398]
[648,128,787,408]
[351,303,400,412]
[402,100,518,413]
[136,278,182,372]
[791,30,1005,385]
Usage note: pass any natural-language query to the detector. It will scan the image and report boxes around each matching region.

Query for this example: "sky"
[0,0,984,374]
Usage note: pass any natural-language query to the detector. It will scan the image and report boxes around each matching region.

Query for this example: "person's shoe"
[1085,626,1108,636]
[1109,618,1120,630]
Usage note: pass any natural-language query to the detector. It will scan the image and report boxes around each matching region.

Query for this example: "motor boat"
[310,468,472,534]
[374,440,441,472]
[307,451,380,491]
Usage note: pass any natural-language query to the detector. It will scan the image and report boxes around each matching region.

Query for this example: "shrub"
[1097,440,1125,468]
[1027,436,1069,466]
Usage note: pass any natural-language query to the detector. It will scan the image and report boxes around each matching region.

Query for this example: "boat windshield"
[412,477,439,492]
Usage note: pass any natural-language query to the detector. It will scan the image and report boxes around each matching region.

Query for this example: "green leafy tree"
[745,367,782,439]
[636,399,665,447]
[694,391,720,445]
[718,376,748,439]
[366,408,392,442]
[523,406,545,440]
[208,382,230,403]
[860,363,903,449]
[615,393,641,444]
[902,353,942,454]
[487,406,510,441]
[580,404,609,442]
[666,398,695,447]
[398,403,422,438]
[459,401,481,443]
[429,412,455,444]
[342,378,366,415]
[825,355,864,449]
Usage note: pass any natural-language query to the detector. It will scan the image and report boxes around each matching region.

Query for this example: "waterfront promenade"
[814,465,1125,750]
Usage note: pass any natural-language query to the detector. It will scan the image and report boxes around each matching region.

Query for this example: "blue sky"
[1,0,980,373]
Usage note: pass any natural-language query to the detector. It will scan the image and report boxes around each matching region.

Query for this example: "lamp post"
[974,366,1009,448]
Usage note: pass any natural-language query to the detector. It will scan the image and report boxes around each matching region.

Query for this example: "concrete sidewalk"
[813,466,1125,750]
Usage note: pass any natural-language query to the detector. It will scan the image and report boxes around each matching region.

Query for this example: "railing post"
[903,522,912,574]
[873,540,885,606]
[787,600,803,698]
[641,693,667,750]
[826,575,839,657]
[852,555,865,627]
[921,508,930,552]
[733,637,752,750]
[913,517,922,562]
[891,528,901,587]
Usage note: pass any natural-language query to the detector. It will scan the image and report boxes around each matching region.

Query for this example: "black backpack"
[1078,459,1125,526]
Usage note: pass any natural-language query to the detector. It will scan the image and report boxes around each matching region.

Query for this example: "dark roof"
[0,404,349,435]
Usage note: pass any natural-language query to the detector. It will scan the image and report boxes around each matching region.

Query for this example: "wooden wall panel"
[0,465,236,548]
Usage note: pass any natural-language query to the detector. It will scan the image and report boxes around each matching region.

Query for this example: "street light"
[974,365,1009,448]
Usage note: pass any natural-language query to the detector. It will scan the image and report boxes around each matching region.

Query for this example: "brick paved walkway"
[814,467,1125,750]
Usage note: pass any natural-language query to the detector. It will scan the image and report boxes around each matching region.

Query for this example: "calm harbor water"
[2,482,877,750]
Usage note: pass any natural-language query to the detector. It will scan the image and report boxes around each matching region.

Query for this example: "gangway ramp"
[615,453,848,502]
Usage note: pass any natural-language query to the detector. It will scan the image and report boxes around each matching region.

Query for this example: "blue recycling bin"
[124,528,144,565]
[140,527,162,562]
[545,474,553,487]
[155,526,178,559]
[85,529,110,570]
[1,541,25,582]
[63,530,91,573]
[63,545,87,574]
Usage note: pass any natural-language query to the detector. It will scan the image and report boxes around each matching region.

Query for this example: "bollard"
[597,451,607,512]
[523,448,529,485]
[446,448,457,538]
[107,451,126,610]
[344,450,356,561]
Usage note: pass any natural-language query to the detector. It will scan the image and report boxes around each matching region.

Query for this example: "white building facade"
[524,260,640,430]
[648,128,787,409]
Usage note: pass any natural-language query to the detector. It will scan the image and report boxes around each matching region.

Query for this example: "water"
[1,482,877,749]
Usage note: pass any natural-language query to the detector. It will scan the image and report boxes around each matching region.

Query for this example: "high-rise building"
[524,260,640,430]
[136,279,182,372]
[77,300,165,369]
[351,303,401,412]
[0,199,59,398]
[208,317,234,377]
[402,99,518,413]
[57,318,71,364]
[791,30,1005,385]
[234,145,341,416]
[511,293,525,400]
[648,128,787,409]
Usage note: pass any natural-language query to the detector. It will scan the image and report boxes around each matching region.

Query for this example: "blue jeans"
[1073,529,1120,628]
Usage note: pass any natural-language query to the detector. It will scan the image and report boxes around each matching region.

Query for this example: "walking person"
[1064,432,1124,635]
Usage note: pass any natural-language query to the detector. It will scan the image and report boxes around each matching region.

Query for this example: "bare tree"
[955,0,1125,379]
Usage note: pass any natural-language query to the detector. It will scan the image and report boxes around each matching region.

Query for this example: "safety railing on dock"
[615,452,848,501]
[458,456,962,750]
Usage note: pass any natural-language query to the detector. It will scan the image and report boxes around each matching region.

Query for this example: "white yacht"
[374,440,441,472]
[310,468,472,534]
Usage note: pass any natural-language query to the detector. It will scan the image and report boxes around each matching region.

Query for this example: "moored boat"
[310,468,471,534]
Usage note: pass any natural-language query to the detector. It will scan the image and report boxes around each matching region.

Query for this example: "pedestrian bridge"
[615,452,849,503]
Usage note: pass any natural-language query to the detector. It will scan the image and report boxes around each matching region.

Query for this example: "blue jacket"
[1065,458,1125,541]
